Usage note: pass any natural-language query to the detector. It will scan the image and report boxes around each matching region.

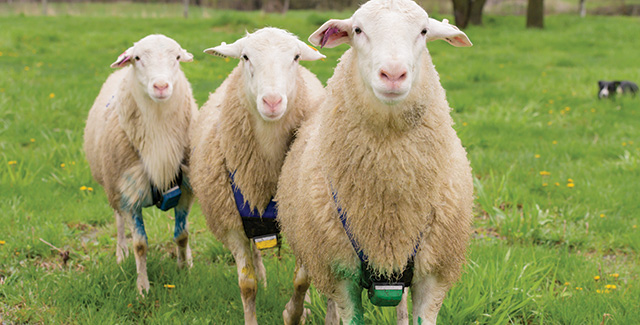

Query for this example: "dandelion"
[462,122,468,126]
[548,110,554,114]
[127,303,133,308]
[629,141,634,145]
[633,225,637,229]
[622,142,627,147]
[547,121,553,126]
[49,93,55,99]
[567,183,575,188]
[594,276,600,281]
[224,58,230,63]
[600,214,606,218]
[575,287,583,291]
[565,107,571,111]
[542,183,548,187]
[0,51,3,56]
[564,282,570,286]
[604,289,611,294]
[60,163,66,168]
[591,108,596,113]
[71,161,76,165]
[0,240,5,245]
[552,140,558,145]
[567,178,574,183]
[30,138,35,142]
[596,289,602,293]
[164,284,176,288]
[535,154,540,158]
[87,187,93,192]
[8,161,17,165]
[605,284,617,290]
[24,66,30,71]
[549,99,554,104]
[555,182,560,186]
[15,251,19,256]
[610,273,619,278]
[80,186,87,191]
[539,171,551,176]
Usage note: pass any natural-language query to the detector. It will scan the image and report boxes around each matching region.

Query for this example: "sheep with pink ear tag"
[275,0,474,324]
[84,34,197,296]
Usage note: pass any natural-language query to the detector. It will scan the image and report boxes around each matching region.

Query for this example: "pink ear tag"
[320,26,340,48]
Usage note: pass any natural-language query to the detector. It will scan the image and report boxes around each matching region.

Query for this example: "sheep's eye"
[294,54,300,61]
[135,56,140,61]
[354,27,362,34]
[242,54,249,61]
[177,55,181,60]
[421,28,428,36]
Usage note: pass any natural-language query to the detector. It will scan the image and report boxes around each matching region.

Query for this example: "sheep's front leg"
[283,262,311,325]
[396,289,409,325]
[325,298,340,325]
[174,186,193,268]
[225,229,259,325]
[252,242,267,287]
[333,279,364,325]
[115,210,129,263]
[121,207,150,295]
[411,275,448,325]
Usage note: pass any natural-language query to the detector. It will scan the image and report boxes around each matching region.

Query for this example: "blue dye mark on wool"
[174,208,188,239]
[132,212,148,243]
[229,171,277,219]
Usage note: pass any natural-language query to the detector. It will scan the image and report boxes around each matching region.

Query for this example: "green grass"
[1,4,639,324]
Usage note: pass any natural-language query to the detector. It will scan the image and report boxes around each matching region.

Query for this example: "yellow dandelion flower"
[24,66,30,71]
[539,171,551,176]
[49,93,55,99]
[15,251,19,255]
[127,303,133,308]
[564,282,570,286]
[549,99,554,104]
[8,160,17,165]
[462,122,468,126]
[600,214,605,218]
[567,183,575,188]
[594,276,600,281]
[552,140,558,145]
[30,138,35,142]
[629,141,634,145]
[164,284,176,288]
[36,62,43,67]
[633,225,637,229]
[0,51,3,56]
[224,58,230,63]
[80,186,87,191]
[71,161,76,165]
[610,273,619,278]
[87,187,93,192]
[60,163,66,168]
[575,287,583,291]
[535,154,541,158]
[547,121,553,126]
[611,285,617,289]
[561,111,565,115]
[565,107,571,111]
[542,183,548,187]
[567,178,574,183]
[596,289,602,293]
[591,108,596,113]
[604,289,611,293]
[622,142,627,147]
[0,240,5,245]
[555,182,560,186]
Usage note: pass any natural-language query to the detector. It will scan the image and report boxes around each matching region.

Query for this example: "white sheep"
[189,27,325,324]
[275,0,474,324]
[83,34,197,295]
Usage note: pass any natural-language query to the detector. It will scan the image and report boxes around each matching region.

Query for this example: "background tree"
[452,0,488,29]
[526,0,544,28]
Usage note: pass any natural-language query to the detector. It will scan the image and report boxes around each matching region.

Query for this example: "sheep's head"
[111,34,193,103]
[309,0,471,105]
[204,27,325,122]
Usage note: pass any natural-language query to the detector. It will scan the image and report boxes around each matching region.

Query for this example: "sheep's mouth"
[374,89,409,104]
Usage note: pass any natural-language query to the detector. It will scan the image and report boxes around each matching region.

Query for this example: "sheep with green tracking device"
[275,0,474,323]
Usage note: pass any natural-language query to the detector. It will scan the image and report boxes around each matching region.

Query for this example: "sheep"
[83,34,197,295]
[275,0,474,324]
[189,27,326,324]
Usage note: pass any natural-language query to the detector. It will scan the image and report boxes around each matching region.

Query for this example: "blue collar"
[229,171,277,219]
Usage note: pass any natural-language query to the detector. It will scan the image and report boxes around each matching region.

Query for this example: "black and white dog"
[598,80,638,99]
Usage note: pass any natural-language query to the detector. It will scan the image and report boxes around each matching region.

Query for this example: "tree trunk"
[42,0,47,16]
[579,0,586,17]
[526,0,544,28]
[183,0,189,18]
[469,0,487,25]
[452,0,470,29]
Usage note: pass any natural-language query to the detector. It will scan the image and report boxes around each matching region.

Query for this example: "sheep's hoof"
[282,304,309,325]
[176,245,193,269]
[137,276,150,296]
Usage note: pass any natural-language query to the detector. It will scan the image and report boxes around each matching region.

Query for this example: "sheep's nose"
[379,63,408,86]
[154,82,169,91]
[262,94,283,111]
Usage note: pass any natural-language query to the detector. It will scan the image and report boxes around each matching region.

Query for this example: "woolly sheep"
[275,0,474,323]
[189,27,325,324]
[83,34,197,295]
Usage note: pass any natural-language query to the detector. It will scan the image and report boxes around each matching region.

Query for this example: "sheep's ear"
[426,18,472,47]
[297,40,326,61]
[179,48,193,62]
[203,39,244,59]
[110,46,134,68]
[309,19,353,48]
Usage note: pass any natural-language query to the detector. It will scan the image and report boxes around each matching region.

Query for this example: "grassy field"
[1,3,639,324]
